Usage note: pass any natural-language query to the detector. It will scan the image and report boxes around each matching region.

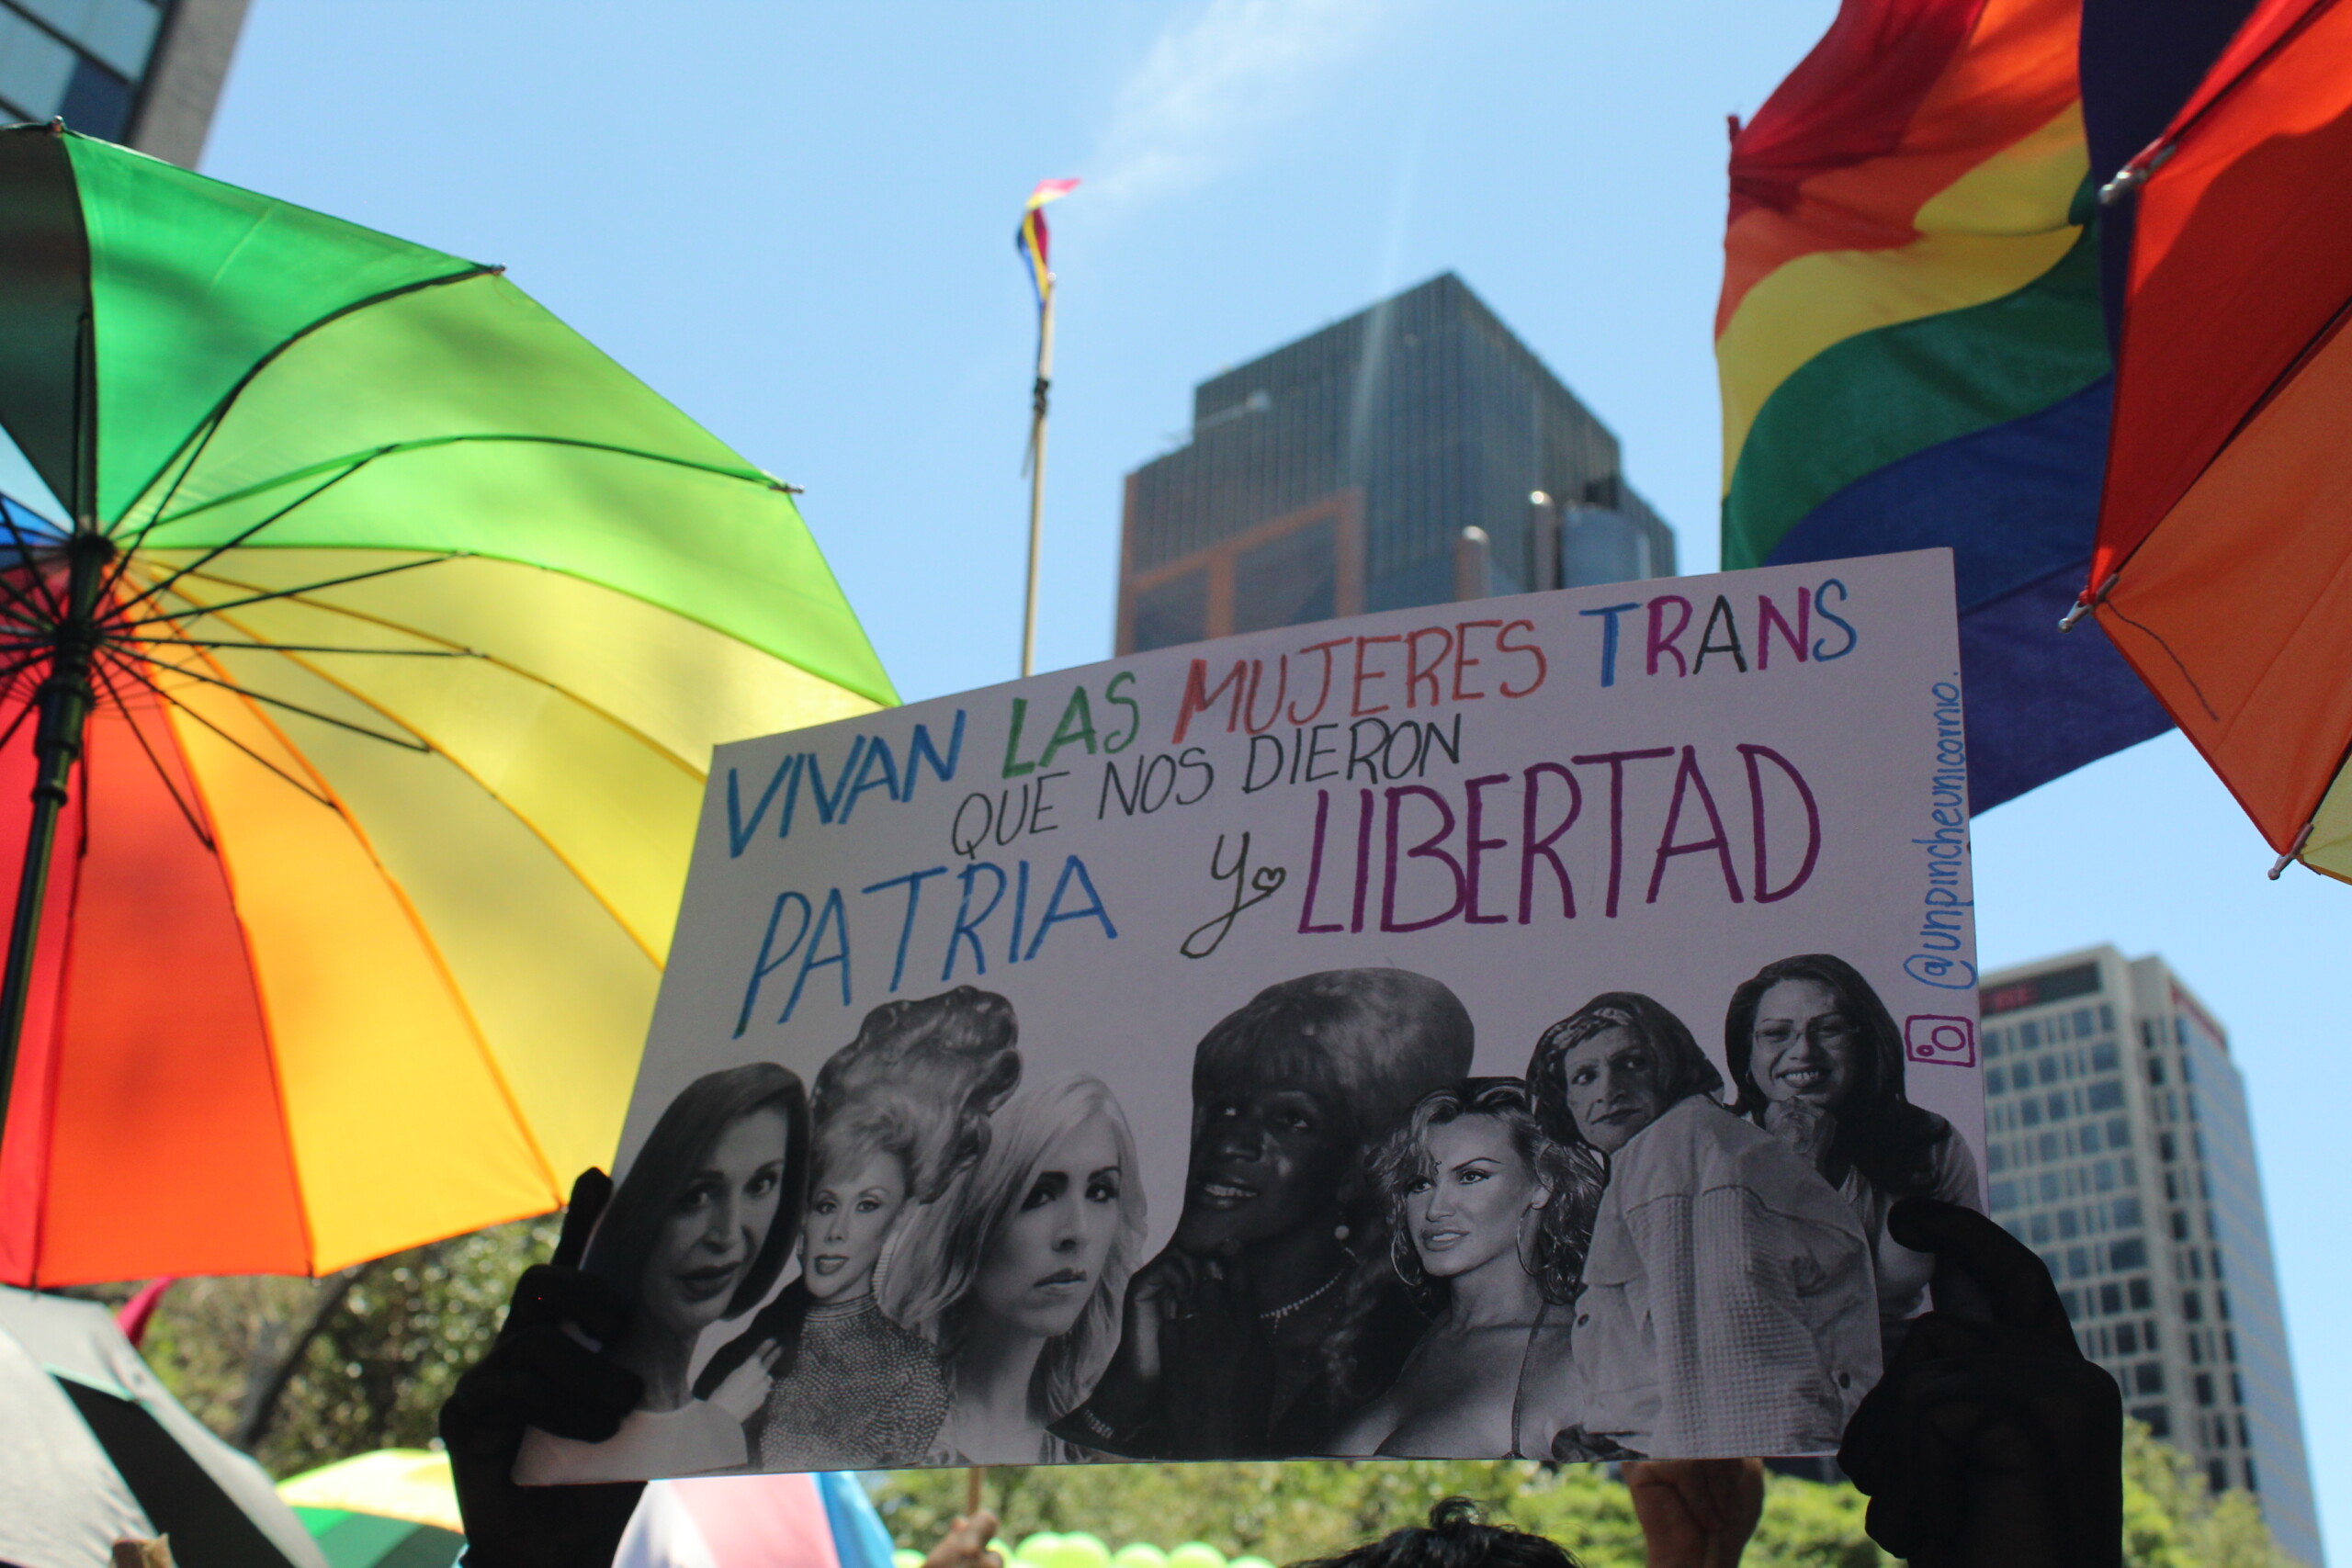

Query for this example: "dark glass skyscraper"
[0,0,249,166]
[1117,272,1674,654]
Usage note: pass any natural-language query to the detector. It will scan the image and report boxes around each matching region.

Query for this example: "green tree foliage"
[2120,1420,2294,1568]
[872,1425,2289,1568]
[137,1215,557,1477]
[871,1461,1891,1568]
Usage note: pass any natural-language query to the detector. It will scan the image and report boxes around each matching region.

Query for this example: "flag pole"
[1022,285,1055,680]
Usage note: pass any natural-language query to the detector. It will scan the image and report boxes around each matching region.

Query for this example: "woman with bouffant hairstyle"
[1057,967,1475,1460]
[1724,953,1979,1351]
[695,986,1020,1468]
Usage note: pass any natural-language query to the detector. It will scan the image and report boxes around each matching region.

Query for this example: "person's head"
[587,1063,809,1348]
[1285,1498,1580,1568]
[1177,968,1475,1254]
[1725,953,1952,1195]
[1526,993,1722,1156]
[1725,953,1898,1120]
[805,987,1021,1303]
[1372,1078,1590,1304]
[881,1076,1148,1419]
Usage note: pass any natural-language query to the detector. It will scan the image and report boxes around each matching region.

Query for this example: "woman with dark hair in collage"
[1526,993,1878,1460]
[695,986,1020,1469]
[1327,1077,1592,1458]
[517,1063,808,1483]
[1724,953,1982,1354]
[1055,968,1476,1460]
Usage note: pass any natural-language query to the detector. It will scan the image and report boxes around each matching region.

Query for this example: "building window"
[2111,1197,2142,1228]
[1233,517,1340,633]
[2116,1321,2139,1354]
[2182,1292,2202,1322]
[2207,1460,2227,1494]
[1130,570,1208,651]
[2030,1213,2052,1244]
[2058,1209,2080,1240]
[2133,1403,2171,1438]
[2134,1363,2164,1394]
[2099,1282,2123,1314]
[2109,1238,2147,1269]
[58,53,130,140]
[2244,1459,2258,1494]
[2195,1373,2215,1407]
[2087,1079,2124,1111]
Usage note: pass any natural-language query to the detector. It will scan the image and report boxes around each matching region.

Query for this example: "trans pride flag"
[1717,0,2172,811]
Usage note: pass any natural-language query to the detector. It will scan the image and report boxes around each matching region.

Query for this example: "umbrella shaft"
[0,536,105,1166]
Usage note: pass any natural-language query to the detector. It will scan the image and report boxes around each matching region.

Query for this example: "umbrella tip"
[44,118,63,137]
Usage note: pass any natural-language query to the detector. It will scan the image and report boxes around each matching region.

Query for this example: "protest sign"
[518,547,1983,1481]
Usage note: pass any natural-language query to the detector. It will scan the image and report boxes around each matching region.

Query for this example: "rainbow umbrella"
[0,125,894,1286]
[280,1451,906,1568]
[281,1450,466,1568]
[2074,0,2352,881]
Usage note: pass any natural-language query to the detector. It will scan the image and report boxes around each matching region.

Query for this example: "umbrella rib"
[0,507,65,625]
[107,660,340,808]
[123,635,482,659]
[113,457,376,623]
[119,552,462,623]
[103,424,214,591]
[155,561,712,782]
[139,431,785,535]
[91,655,218,849]
[140,658,432,752]
[0,682,40,758]
[105,262,498,547]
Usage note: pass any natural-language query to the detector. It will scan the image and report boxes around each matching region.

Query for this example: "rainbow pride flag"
[1717,0,2172,810]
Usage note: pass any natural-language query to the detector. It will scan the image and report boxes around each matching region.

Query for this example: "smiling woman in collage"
[693,987,1021,1469]
[1527,993,1878,1460]
[516,1062,808,1483]
[1326,1077,1592,1459]
[1724,953,1982,1355]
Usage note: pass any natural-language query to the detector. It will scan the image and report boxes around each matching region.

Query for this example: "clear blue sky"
[204,3,2343,1549]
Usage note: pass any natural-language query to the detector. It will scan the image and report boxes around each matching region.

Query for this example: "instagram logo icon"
[1905,1015,1977,1068]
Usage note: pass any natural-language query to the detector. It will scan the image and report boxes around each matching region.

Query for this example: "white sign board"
[520,548,1984,1481]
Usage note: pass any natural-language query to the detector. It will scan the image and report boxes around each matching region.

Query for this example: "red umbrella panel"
[2080,0,2352,880]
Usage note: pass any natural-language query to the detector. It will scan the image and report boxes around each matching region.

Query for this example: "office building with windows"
[0,0,248,166]
[1116,272,1675,653]
[1980,946,2322,1565]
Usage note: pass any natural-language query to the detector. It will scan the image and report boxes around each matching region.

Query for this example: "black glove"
[1839,1198,2123,1568]
[440,1168,646,1568]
